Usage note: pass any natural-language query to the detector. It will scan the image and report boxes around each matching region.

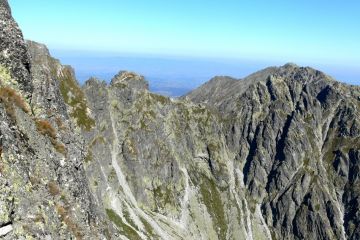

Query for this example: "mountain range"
[0,1,359,239]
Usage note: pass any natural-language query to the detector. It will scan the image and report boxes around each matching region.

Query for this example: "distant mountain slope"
[185,63,360,239]
[183,66,278,108]
[80,61,360,239]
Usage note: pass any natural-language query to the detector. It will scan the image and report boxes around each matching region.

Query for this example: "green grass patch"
[105,209,141,240]
[59,68,95,131]
[199,175,227,239]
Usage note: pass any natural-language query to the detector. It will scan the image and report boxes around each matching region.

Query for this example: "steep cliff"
[82,63,359,239]
[82,72,265,239]
[185,63,360,239]
[0,1,107,239]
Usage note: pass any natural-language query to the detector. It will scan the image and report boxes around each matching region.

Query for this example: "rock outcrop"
[0,1,107,238]
[185,63,360,239]
[0,0,31,96]
[81,62,359,239]
[1,0,360,239]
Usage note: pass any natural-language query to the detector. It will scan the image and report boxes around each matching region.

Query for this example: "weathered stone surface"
[0,0,32,96]
[185,63,360,240]
[0,1,107,239]
[82,73,242,239]
[81,61,359,239]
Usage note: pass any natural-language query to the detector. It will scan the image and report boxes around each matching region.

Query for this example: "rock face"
[185,63,360,240]
[0,1,107,239]
[82,62,359,239]
[1,0,360,239]
[0,0,32,96]
[82,73,243,239]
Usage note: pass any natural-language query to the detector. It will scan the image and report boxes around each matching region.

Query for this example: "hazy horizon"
[49,48,359,97]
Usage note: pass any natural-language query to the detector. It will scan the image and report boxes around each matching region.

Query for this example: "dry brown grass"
[34,213,45,223]
[53,142,67,155]
[56,204,83,240]
[36,119,67,156]
[0,145,3,174]
[29,175,40,186]
[48,181,60,196]
[0,87,30,121]
[36,120,57,139]
[55,117,67,131]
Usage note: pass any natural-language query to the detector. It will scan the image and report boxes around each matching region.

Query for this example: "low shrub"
[56,204,83,239]
[0,145,3,174]
[48,181,60,196]
[36,119,67,156]
[36,119,57,139]
[55,117,67,131]
[0,87,30,121]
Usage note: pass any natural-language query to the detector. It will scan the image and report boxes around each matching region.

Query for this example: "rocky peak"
[84,76,106,87]
[26,40,52,64]
[283,62,299,68]
[110,70,149,91]
[0,0,10,12]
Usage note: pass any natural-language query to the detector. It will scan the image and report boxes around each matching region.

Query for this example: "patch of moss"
[124,138,138,156]
[153,186,173,211]
[150,93,170,105]
[113,82,127,89]
[108,168,116,181]
[122,207,140,232]
[58,68,95,131]
[140,118,148,130]
[199,175,227,239]
[192,106,207,115]
[140,217,157,238]
[0,65,20,90]
[90,135,106,147]
[208,142,220,154]
[314,204,320,211]
[84,150,93,163]
[105,209,141,240]
[271,230,277,240]
[0,65,12,83]
[323,130,359,165]
[303,158,310,167]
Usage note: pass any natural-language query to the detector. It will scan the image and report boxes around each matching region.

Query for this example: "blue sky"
[8,0,360,68]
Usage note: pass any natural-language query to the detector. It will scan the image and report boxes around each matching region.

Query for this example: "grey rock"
[185,64,360,240]
[0,0,32,97]
[0,1,107,239]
